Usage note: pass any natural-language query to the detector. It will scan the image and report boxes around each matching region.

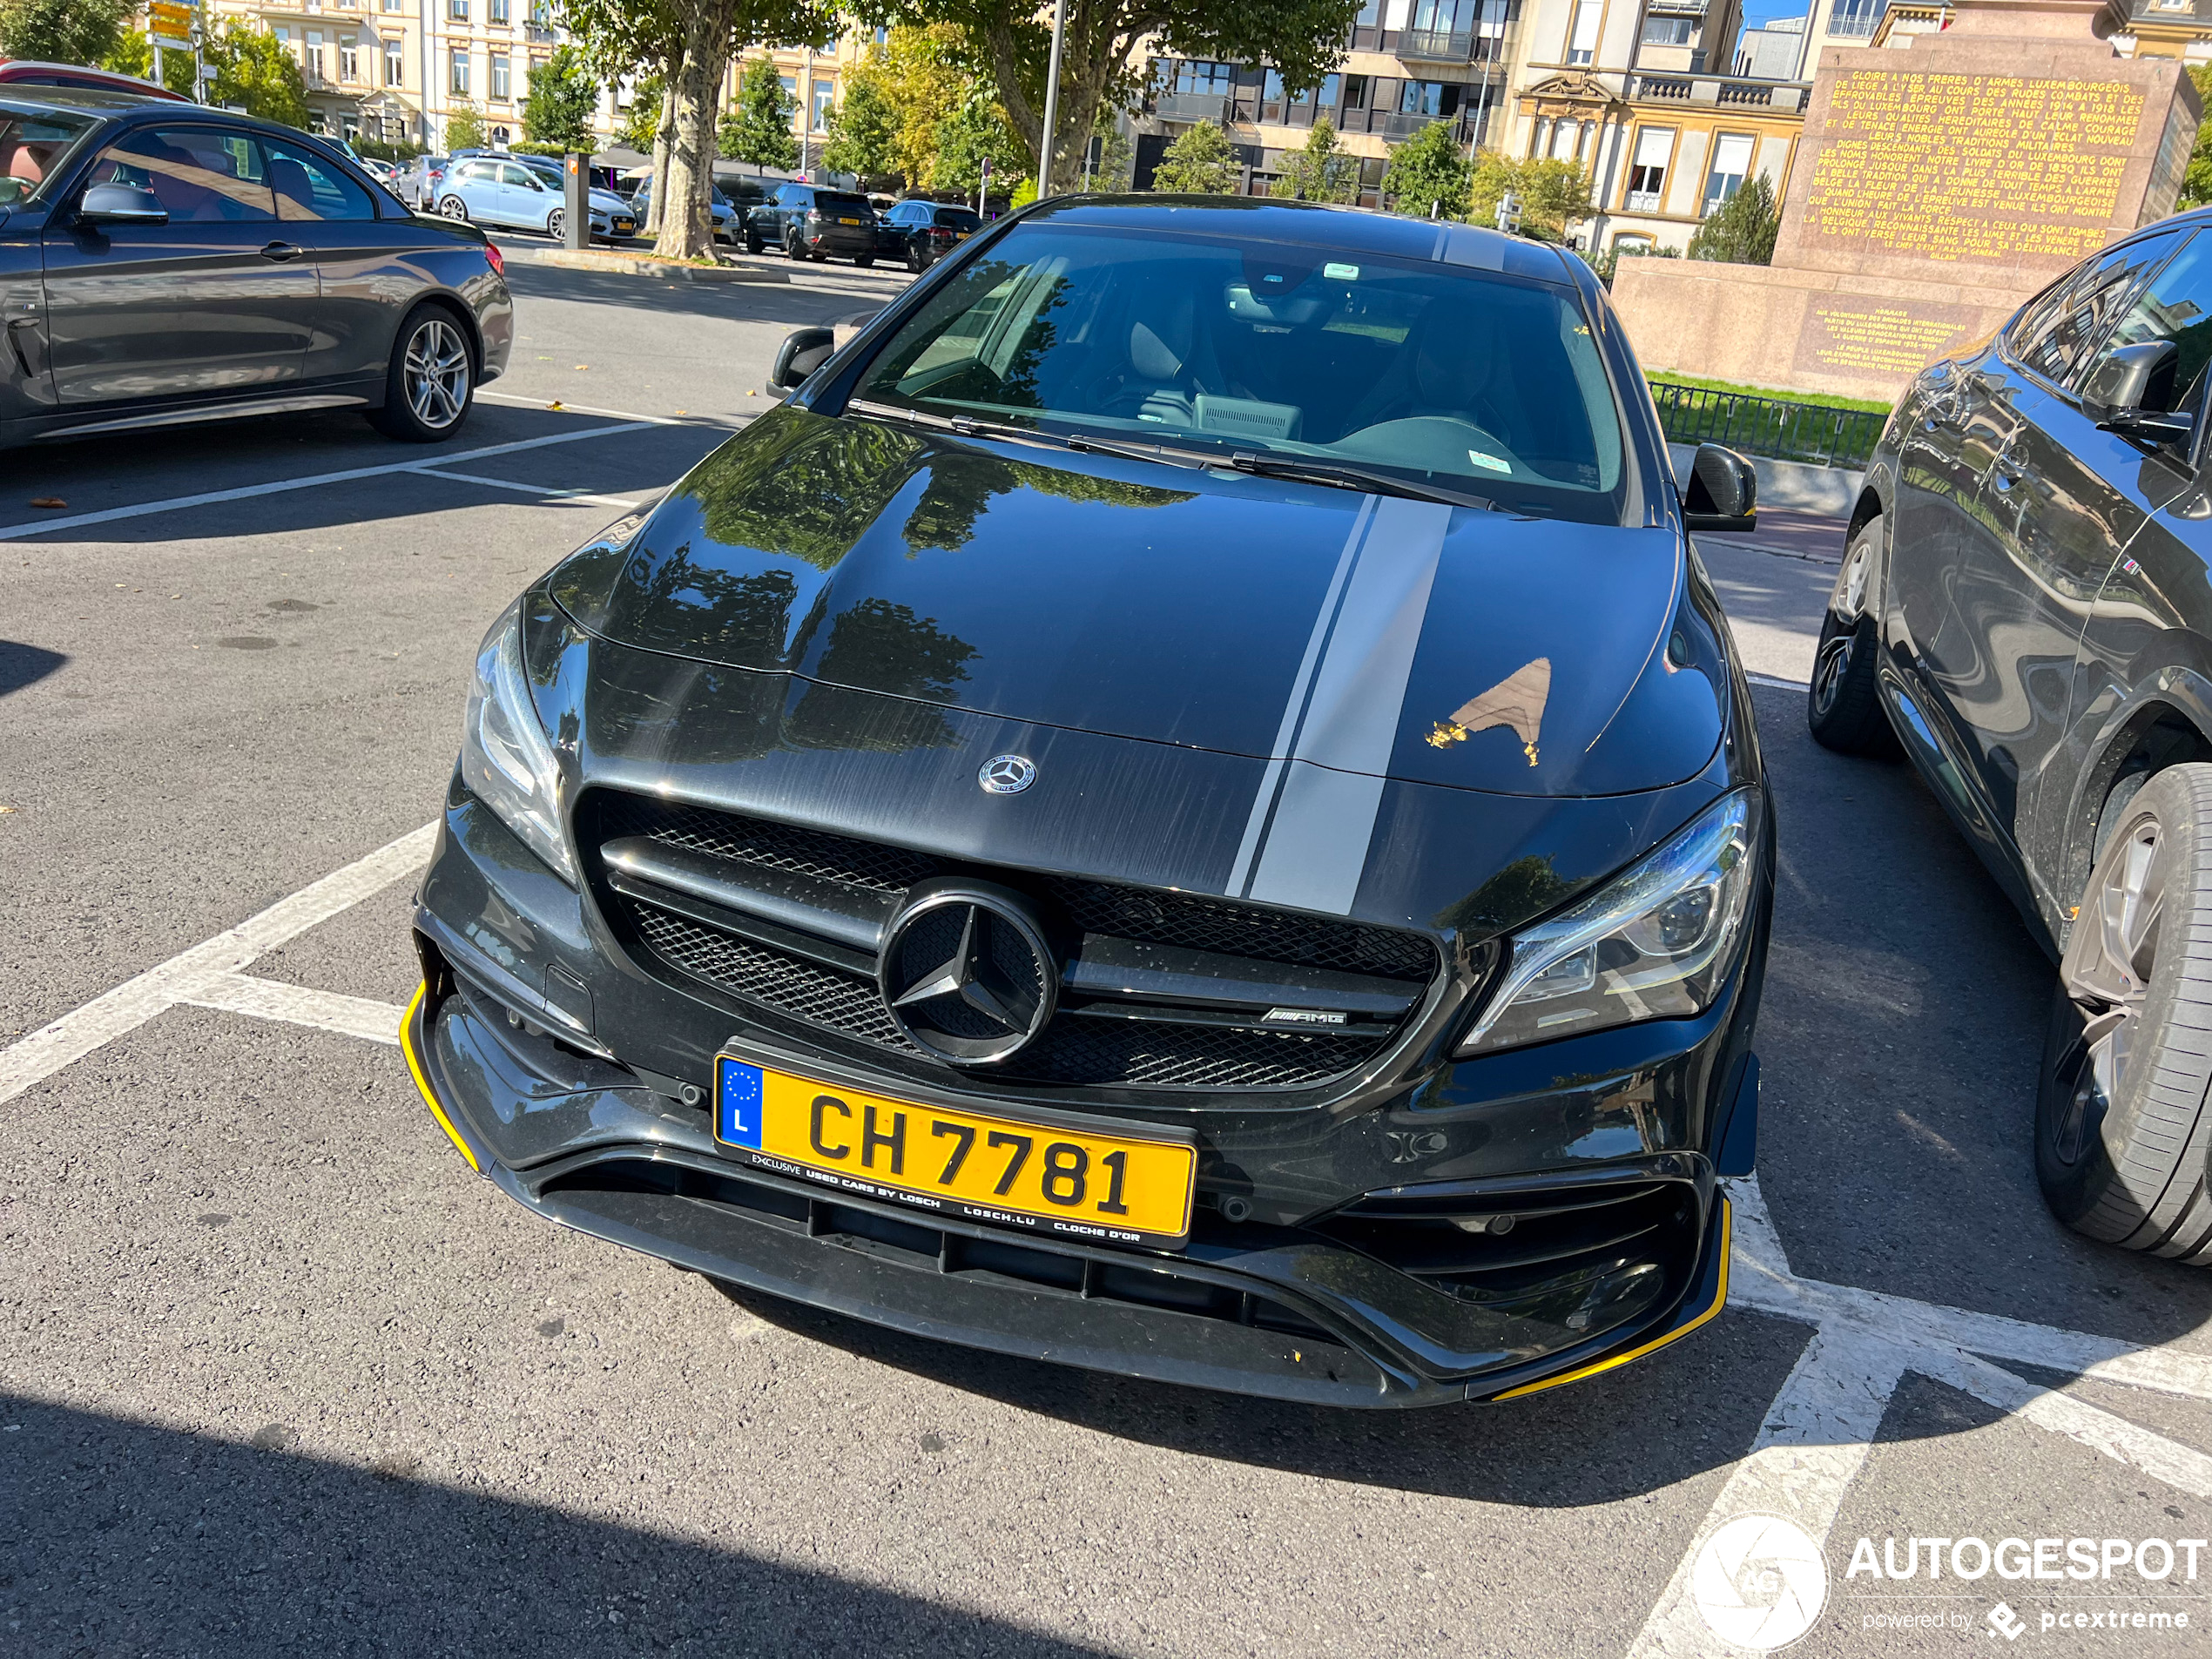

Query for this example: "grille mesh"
[595,792,1438,1093]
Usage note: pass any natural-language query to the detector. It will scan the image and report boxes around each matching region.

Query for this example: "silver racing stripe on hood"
[1224,495,1453,914]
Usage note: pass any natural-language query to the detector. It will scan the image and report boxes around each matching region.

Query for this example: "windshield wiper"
[1228,452,1498,512]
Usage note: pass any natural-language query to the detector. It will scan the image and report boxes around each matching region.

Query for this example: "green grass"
[1646,371,1892,415]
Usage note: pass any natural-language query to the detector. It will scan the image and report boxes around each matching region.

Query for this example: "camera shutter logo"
[1690,1513,1829,1651]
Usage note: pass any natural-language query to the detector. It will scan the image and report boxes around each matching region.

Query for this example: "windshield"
[935,207,981,231]
[0,109,99,206]
[815,192,867,214]
[851,221,1627,523]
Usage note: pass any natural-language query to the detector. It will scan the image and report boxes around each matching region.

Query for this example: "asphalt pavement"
[5,253,2212,1659]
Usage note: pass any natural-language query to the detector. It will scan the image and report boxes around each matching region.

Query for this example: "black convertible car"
[1811,212,2212,1266]
[0,87,509,448]
[404,198,1774,1406]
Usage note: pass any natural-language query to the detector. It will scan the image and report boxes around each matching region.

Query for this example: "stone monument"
[1610,0,2202,402]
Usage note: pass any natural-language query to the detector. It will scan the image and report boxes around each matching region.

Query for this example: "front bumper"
[401,789,1757,1407]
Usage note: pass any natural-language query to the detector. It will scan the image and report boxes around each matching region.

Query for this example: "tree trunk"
[983,2,1150,194]
[656,0,737,261]
[644,78,674,235]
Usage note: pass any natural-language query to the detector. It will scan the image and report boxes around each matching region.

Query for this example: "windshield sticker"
[1324,262,1359,280]
[1467,450,1514,474]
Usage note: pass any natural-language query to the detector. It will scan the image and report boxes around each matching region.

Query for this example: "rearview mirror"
[767,326,834,400]
[2087,339,2195,446]
[78,182,166,226]
[1682,442,1757,533]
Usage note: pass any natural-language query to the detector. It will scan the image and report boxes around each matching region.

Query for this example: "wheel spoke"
[2065,816,2168,1103]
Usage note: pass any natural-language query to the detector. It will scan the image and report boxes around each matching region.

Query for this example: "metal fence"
[1649,381,1888,469]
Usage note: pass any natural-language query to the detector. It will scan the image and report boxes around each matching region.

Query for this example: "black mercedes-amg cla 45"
[403,198,1775,1406]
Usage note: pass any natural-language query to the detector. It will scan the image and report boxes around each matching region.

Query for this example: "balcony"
[1625,189,1663,212]
[1394,27,1481,58]
[1629,72,1804,109]
[1154,91,1231,123]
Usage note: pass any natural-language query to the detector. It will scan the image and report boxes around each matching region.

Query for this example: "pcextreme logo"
[1691,1514,1830,1650]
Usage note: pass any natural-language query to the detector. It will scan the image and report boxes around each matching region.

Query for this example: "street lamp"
[1035,0,1067,198]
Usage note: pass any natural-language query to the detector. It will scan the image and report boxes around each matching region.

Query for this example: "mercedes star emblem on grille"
[879,880,1058,1065]
[978,754,1036,794]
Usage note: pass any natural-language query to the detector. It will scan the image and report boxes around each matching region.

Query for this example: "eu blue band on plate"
[718,1056,763,1148]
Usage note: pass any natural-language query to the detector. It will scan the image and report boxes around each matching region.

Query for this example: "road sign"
[149,1,194,42]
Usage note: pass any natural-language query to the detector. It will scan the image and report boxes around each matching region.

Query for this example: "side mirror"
[1683,442,1757,533]
[767,326,835,400]
[78,181,166,226]
[2087,339,2195,445]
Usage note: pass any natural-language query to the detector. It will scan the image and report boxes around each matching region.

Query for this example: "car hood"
[590,189,631,213]
[555,407,1723,799]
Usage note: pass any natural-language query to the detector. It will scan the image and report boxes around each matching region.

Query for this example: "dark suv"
[745,182,875,265]
[877,198,981,272]
[1810,211,2212,1266]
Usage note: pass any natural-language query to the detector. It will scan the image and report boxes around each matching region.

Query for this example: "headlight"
[460,599,577,886]
[1457,790,1761,1056]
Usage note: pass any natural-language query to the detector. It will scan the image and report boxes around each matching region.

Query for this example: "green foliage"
[1380,118,1470,219]
[1467,152,1589,241]
[820,54,900,179]
[444,97,489,152]
[1149,119,1238,193]
[2183,66,2212,210]
[523,44,601,151]
[930,91,1026,193]
[0,0,131,66]
[1085,122,1132,190]
[101,30,197,96]
[354,137,428,162]
[719,57,796,171]
[1269,117,1356,203]
[1688,172,1778,265]
[617,73,664,152]
[1587,239,1678,287]
[204,24,310,129]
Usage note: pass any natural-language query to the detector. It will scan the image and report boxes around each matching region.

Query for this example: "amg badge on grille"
[978,754,1036,795]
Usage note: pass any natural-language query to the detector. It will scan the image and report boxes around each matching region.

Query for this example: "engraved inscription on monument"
[1800,70,2142,266]
[1793,297,1983,379]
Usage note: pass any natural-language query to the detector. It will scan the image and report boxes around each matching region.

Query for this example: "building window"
[490,0,509,19]
[1340,73,1370,109]
[1172,60,1236,95]
[1642,13,1696,44]
[1529,116,1550,156]
[306,30,326,82]
[1357,0,1382,24]
[1551,117,1583,159]
[1567,0,1601,64]
[448,0,468,19]
[1626,125,1672,210]
[778,72,798,112]
[450,50,470,94]
[812,81,833,132]
[1826,0,1881,35]
[1399,80,1464,118]
[491,52,509,98]
[341,111,360,139]
[1703,132,1755,211]
[340,37,358,80]
[385,37,403,84]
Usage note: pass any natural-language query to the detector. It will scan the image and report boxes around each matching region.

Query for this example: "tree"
[861,0,1361,198]
[719,56,797,173]
[1270,117,1356,203]
[2182,65,2212,209]
[1380,118,1470,219]
[930,84,1026,194]
[202,23,310,129]
[1688,172,1779,265]
[1149,119,1238,193]
[0,0,131,66]
[616,73,663,152]
[523,44,601,151]
[1467,152,1589,241]
[445,97,489,151]
[101,30,198,97]
[820,53,900,180]
[880,24,978,190]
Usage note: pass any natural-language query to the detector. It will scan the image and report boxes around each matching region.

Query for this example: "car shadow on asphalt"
[710,1280,1814,1503]
[0,1392,1111,1656]
[0,640,64,698]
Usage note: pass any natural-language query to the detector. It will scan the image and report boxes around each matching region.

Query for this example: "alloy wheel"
[2056,818,2170,1164]
[404,318,470,431]
[548,208,564,239]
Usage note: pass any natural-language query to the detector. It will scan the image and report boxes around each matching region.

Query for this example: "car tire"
[810,249,829,262]
[854,253,874,268]
[745,226,763,255]
[367,304,474,443]
[437,193,469,221]
[1807,519,1900,757]
[786,233,806,262]
[2037,761,2212,1263]
[547,208,564,240]
[906,242,927,273]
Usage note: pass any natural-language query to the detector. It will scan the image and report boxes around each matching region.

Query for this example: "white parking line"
[0,822,433,1106]
[181,973,405,1048]
[410,467,644,511]
[0,427,656,543]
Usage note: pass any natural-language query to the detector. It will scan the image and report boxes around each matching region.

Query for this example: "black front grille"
[590,792,1440,1094]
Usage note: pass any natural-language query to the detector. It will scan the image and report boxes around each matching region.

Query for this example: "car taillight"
[482,240,504,278]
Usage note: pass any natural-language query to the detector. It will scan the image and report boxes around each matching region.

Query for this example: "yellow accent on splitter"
[401,981,481,1173]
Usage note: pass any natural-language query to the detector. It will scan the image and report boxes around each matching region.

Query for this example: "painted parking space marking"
[12,823,2212,1659]
[0,822,433,1108]
[408,467,644,510]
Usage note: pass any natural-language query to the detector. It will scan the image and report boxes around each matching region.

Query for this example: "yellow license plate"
[715,1055,1196,1248]
[838,216,860,225]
